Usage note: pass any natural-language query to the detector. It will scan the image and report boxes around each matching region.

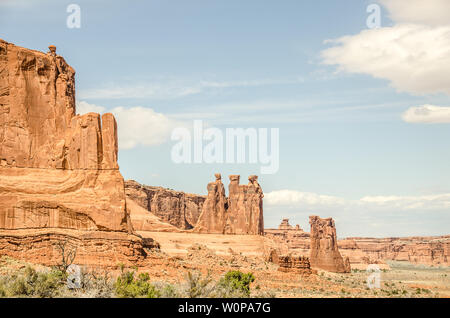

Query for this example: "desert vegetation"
[0,256,263,298]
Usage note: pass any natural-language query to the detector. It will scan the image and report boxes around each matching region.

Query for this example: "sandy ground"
[138,231,268,257]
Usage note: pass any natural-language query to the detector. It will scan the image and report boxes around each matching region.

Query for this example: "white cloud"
[360,193,450,210]
[78,77,304,100]
[402,104,450,123]
[379,0,450,26]
[111,106,178,149]
[265,189,450,211]
[265,190,346,207]
[76,101,106,114]
[78,82,201,100]
[76,101,180,149]
[321,1,450,96]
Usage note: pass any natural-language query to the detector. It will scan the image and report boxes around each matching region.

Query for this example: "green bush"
[0,266,66,298]
[114,270,160,298]
[185,271,213,298]
[218,270,255,297]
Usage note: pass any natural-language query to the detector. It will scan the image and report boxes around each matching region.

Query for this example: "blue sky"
[1,0,449,237]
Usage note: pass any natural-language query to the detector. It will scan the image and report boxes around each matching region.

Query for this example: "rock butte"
[309,216,351,273]
[0,39,157,267]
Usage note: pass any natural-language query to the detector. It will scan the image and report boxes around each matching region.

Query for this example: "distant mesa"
[278,218,302,231]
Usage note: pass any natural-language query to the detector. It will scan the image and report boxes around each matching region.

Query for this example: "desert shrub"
[53,240,77,272]
[158,283,180,298]
[185,271,214,298]
[72,270,114,298]
[0,266,66,298]
[217,270,255,297]
[114,270,160,298]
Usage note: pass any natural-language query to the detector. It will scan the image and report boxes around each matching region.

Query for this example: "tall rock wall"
[309,215,350,273]
[125,180,205,230]
[194,174,264,235]
[0,39,128,233]
[0,39,150,266]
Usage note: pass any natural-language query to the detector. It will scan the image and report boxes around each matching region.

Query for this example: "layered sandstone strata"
[0,228,158,268]
[125,180,205,230]
[267,249,312,274]
[309,215,351,273]
[265,225,310,256]
[0,40,152,266]
[194,174,264,235]
[277,255,312,274]
[338,236,450,267]
[266,219,449,267]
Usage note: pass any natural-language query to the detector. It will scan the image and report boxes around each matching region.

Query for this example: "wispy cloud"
[0,0,46,8]
[265,189,450,211]
[77,77,304,100]
[402,104,450,123]
[169,100,407,125]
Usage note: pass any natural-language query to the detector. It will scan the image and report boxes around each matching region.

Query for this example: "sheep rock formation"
[309,215,351,273]
[125,180,205,230]
[194,174,264,235]
[0,39,152,266]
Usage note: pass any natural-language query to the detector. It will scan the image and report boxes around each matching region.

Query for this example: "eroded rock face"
[194,173,228,233]
[0,228,158,268]
[338,236,450,267]
[277,255,312,274]
[0,40,153,266]
[0,40,129,233]
[194,174,264,235]
[265,221,310,256]
[125,180,205,230]
[309,215,350,273]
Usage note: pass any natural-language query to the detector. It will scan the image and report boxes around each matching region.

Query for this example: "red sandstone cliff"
[0,40,154,266]
[125,179,205,230]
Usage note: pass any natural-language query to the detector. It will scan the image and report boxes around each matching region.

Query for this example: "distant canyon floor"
[137,231,450,298]
[2,231,447,298]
